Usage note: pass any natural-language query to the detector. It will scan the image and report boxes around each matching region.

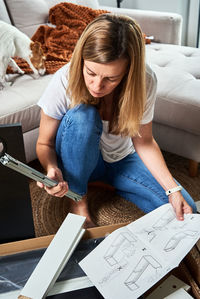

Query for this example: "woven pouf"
[29,181,70,237]
[88,186,145,226]
[29,181,145,237]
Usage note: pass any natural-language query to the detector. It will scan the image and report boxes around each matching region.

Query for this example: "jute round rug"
[29,151,200,237]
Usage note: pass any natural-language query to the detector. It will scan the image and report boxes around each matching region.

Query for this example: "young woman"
[36,14,196,227]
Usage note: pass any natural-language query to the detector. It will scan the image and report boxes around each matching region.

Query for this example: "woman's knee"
[56,104,102,152]
[67,104,102,128]
[56,104,103,156]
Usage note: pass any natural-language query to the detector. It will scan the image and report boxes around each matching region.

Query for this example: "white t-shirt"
[38,63,157,163]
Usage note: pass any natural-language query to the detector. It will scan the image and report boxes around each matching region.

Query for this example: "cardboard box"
[185,240,200,285]
[0,222,127,256]
[0,223,199,299]
[173,261,200,299]
[0,223,128,298]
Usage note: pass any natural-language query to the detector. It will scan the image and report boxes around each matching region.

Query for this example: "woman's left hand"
[168,192,193,221]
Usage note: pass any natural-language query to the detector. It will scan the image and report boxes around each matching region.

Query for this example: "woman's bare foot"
[68,195,96,228]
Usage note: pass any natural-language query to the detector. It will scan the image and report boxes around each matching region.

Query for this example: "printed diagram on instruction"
[79,204,200,299]
[99,230,162,291]
[135,206,198,250]
[97,206,198,293]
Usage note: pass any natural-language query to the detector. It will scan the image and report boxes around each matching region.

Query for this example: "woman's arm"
[132,121,192,220]
[36,110,68,197]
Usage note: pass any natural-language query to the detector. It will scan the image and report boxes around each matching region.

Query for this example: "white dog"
[0,21,46,90]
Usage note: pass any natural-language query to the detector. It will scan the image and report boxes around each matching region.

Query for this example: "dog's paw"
[31,72,40,79]
[38,68,46,76]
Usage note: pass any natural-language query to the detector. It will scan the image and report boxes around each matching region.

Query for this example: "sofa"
[0,0,200,176]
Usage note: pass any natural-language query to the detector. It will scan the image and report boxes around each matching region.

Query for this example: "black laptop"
[0,124,35,243]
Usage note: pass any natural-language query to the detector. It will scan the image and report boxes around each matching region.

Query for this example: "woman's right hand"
[37,167,68,197]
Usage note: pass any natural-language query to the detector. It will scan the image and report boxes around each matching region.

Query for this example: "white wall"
[187,0,200,47]
[99,0,199,46]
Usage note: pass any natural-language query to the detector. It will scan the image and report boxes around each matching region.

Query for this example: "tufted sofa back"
[0,0,100,37]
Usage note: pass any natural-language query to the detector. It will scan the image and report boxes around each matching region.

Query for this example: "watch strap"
[165,185,183,196]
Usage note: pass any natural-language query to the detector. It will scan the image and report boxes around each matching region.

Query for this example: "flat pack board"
[0,223,127,299]
[0,124,35,243]
[18,213,86,299]
[146,275,190,298]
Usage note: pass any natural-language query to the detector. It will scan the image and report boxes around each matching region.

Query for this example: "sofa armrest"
[99,6,182,45]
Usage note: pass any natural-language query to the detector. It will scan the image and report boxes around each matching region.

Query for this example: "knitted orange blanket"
[12,3,108,74]
[10,3,151,75]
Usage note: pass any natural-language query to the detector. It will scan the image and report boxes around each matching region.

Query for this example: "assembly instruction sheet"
[79,203,200,299]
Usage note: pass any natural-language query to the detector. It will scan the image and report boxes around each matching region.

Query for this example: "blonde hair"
[67,14,146,137]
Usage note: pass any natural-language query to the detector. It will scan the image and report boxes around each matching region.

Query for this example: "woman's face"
[83,57,128,98]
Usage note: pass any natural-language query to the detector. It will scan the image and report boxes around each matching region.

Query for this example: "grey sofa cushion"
[146,43,200,136]
[5,0,49,37]
[0,74,53,133]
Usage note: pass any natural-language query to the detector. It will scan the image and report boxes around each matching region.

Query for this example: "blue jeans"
[55,104,197,213]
